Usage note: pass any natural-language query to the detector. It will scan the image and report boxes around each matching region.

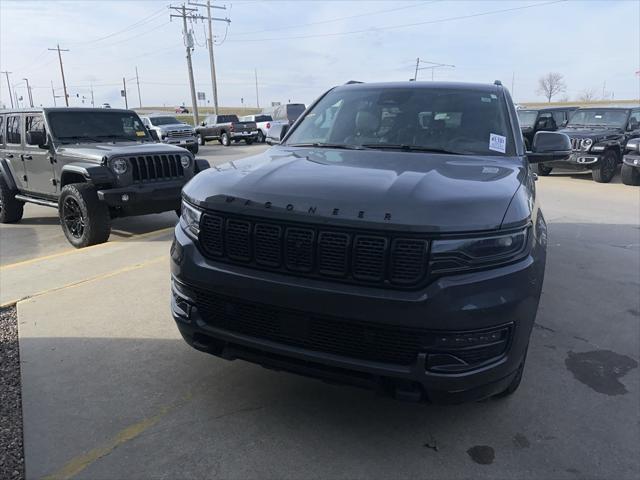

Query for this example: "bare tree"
[537,73,566,103]
[578,88,598,103]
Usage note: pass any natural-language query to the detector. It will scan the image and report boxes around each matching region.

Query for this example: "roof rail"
[344,80,364,85]
[494,80,503,86]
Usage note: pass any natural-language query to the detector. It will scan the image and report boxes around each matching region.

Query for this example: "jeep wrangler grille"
[128,154,184,183]
[198,212,429,288]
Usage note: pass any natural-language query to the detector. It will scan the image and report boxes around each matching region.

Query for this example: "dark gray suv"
[170,81,571,403]
[0,108,209,247]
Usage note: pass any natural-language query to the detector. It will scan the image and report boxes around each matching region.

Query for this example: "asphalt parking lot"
[1,146,638,479]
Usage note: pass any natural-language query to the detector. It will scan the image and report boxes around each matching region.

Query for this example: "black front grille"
[197,212,429,288]
[188,286,511,368]
[570,138,582,151]
[128,154,184,183]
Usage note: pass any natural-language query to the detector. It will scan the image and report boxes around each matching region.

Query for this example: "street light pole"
[2,71,14,108]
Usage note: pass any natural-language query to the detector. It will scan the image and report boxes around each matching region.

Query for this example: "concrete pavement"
[6,170,640,479]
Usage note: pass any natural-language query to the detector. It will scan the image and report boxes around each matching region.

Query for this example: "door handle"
[6,153,13,158]
[23,155,33,160]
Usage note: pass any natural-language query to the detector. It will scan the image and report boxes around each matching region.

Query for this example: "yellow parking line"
[0,227,174,271]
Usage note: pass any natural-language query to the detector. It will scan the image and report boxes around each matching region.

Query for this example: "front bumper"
[170,224,546,403]
[543,151,602,169]
[98,181,184,216]
[161,137,197,147]
[623,154,640,169]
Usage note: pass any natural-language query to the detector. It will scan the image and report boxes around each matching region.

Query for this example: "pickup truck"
[239,114,273,143]
[195,114,258,147]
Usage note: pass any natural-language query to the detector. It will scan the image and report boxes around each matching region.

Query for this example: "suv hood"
[184,147,527,233]
[57,141,189,162]
[558,125,624,140]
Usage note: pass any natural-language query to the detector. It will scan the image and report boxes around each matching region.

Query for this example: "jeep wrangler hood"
[184,147,527,233]
[56,142,188,162]
[558,126,624,139]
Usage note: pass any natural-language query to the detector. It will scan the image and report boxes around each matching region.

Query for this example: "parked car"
[270,103,306,125]
[176,106,189,114]
[239,114,273,143]
[195,114,258,146]
[171,80,571,403]
[517,107,577,150]
[0,108,209,247]
[140,114,199,154]
[536,107,640,182]
[100,103,111,109]
[622,137,640,185]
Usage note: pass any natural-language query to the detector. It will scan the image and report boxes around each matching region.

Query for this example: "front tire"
[257,130,265,143]
[533,163,552,176]
[198,134,206,146]
[221,132,230,147]
[246,138,254,145]
[0,175,24,223]
[621,164,640,186]
[59,183,111,248]
[592,150,617,183]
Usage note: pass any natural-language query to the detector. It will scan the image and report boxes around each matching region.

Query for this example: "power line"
[230,0,437,36]
[227,0,566,43]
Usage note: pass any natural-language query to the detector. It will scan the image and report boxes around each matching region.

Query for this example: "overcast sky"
[1,0,639,109]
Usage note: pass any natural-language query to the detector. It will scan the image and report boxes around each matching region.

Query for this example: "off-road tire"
[59,183,111,248]
[188,143,199,154]
[0,175,24,223]
[494,346,528,398]
[533,163,552,176]
[221,132,230,147]
[592,150,617,183]
[198,134,206,146]
[257,130,265,143]
[621,164,640,186]
[246,138,254,145]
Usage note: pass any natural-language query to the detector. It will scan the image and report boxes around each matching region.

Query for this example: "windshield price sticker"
[489,133,506,153]
[135,131,146,137]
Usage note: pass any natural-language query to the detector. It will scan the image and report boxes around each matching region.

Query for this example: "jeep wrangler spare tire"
[59,183,111,248]
[0,175,24,223]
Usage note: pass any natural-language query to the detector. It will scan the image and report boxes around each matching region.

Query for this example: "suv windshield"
[48,111,151,143]
[517,110,538,127]
[285,86,514,156]
[567,109,629,128]
[150,116,182,126]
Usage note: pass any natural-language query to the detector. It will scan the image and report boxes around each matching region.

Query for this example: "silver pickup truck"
[140,114,199,154]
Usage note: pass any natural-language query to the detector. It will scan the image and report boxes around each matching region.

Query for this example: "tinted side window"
[0,116,4,145]
[629,109,640,126]
[26,115,45,134]
[551,111,565,126]
[6,115,22,145]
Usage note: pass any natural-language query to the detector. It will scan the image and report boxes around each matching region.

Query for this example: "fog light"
[434,327,509,347]
[121,194,129,202]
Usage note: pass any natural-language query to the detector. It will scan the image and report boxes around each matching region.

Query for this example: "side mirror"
[528,131,572,163]
[200,121,206,126]
[280,124,290,140]
[628,120,639,131]
[625,138,640,154]
[561,119,568,127]
[26,131,46,148]
[148,130,159,141]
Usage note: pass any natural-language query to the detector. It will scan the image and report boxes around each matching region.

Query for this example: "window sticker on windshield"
[135,131,145,137]
[481,97,492,103]
[594,115,603,119]
[489,133,506,153]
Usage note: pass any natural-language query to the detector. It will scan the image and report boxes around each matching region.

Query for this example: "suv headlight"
[430,228,529,274]
[179,200,202,239]
[581,138,593,151]
[180,155,191,168]
[110,158,128,175]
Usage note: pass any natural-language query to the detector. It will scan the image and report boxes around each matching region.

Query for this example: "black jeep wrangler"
[517,106,577,150]
[0,108,209,247]
[171,81,572,403]
[534,106,640,182]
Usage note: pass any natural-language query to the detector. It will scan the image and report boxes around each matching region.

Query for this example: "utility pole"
[255,68,259,108]
[171,4,201,125]
[2,71,14,108]
[90,82,95,107]
[414,58,419,81]
[135,66,142,108]
[51,81,57,106]
[413,58,455,82]
[122,77,128,109]
[189,0,230,115]
[48,44,70,106]
[23,78,34,107]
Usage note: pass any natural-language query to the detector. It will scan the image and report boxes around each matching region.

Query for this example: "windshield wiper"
[96,134,140,141]
[58,135,102,144]
[361,144,462,155]
[287,142,367,150]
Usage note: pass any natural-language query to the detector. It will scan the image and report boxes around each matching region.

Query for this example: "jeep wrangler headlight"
[180,155,191,168]
[110,158,128,175]
[180,200,202,239]
[430,228,529,274]
[581,138,593,151]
